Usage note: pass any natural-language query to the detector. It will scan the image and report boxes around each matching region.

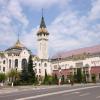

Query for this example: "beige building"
[51,45,100,82]
[0,14,100,83]
[0,39,31,73]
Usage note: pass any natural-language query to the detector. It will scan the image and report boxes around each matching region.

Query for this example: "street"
[0,84,100,100]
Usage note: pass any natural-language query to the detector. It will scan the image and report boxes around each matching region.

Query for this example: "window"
[15,59,18,68]
[9,59,11,68]
[39,69,41,73]
[44,63,47,67]
[35,69,37,73]
[54,65,57,69]
[99,73,100,79]
[22,59,27,70]
[3,60,5,64]
[35,63,37,66]
[3,67,5,72]
[39,63,41,66]
[76,62,83,67]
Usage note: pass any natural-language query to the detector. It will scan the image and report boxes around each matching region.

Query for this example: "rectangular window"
[35,69,37,73]
[3,67,5,72]
[3,60,5,64]
[9,59,11,68]
[39,69,41,73]
[99,73,100,79]
[54,65,57,69]
[76,62,83,67]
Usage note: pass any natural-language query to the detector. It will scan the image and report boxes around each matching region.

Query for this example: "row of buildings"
[0,14,100,82]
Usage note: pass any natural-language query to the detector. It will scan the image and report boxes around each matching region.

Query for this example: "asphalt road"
[0,84,100,100]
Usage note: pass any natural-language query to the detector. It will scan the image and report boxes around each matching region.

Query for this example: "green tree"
[0,73,6,83]
[20,55,36,85]
[52,74,58,85]
[91,74,96,83]
[7,69,19,86]
[76,68,83,83]
[20,65,29,84]
[82,73,87,83]
[27,55,36,84]
[69,74,74,85]
[43,70,48,84]
[61,75,65,84]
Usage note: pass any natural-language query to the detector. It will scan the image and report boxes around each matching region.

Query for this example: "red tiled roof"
[53,44,100,59]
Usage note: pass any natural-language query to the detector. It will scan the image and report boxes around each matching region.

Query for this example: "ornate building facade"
[0,39,31,73]
[0,14,100,82]
[51,45,100,82]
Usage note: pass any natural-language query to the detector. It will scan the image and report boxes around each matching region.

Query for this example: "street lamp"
[58,57,62,85]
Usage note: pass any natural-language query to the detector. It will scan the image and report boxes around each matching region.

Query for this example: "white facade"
[33,59,52,76]
[0,53,7,73]
[0,14,100,82]
[52,56,100,70]
[37,34,48,59]
[0,41,30,73]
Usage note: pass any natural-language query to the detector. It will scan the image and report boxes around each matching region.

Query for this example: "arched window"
[15,59,18,68]
[9,59,11,68]
[44,63,47,67]
[22,59,27,69]
[3,60,5,64]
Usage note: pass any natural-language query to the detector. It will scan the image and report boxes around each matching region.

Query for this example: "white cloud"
[0,0,100,56]
[47,9,100,56]
[21,28,37,49]
[19,0,70,9]
[0,0,29,50]
[89,0,100,20]
[8,0,29,27]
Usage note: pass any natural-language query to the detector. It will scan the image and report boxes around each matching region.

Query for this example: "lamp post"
[58,57,61,85]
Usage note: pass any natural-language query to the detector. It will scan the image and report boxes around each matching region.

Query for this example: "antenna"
[42,8,44,17]
[17,33,19,41]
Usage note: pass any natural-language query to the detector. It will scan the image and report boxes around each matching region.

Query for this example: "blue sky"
[0,0,100,57]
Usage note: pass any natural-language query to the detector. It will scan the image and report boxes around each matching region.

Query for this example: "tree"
[0,73,6,83]
[91,74,96,83]
[27,55,36,84]
[52,74,58,85]
[82,73,87,83]
[43,70,48,84]
[7,69,19,86]
[69,74,74,85]
[76,68,83,83]
[61,75,65,84]
[20,66,29,84]
[20,55,36,85]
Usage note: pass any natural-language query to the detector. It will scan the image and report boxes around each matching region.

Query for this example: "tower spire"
[18,33,19,41]
[40,8,46,28]
[42,8,43,17]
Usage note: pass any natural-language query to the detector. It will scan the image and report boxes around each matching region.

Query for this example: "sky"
[0,0,100,57]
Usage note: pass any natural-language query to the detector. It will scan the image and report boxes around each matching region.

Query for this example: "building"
[33,14,52,80]
[0,13,100,82]
[0,14,52,81]
[0,39,31,73]
[51,45,100,82]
